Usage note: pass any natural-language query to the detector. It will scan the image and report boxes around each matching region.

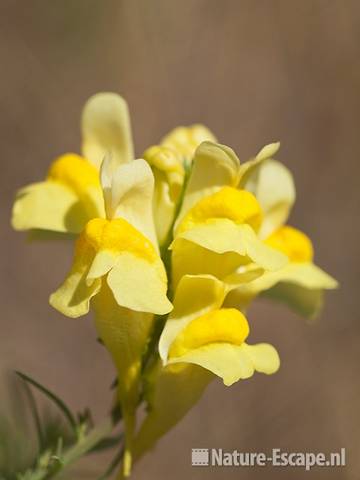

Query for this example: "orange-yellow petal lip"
[169,308,250,358]
[82,218,157,261]
[177,186,263,234]
[47,154,101,195]
[265,225,314,262]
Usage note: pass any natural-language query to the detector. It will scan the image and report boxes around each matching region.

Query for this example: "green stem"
[143,162,193,373]
[26,416,120,480]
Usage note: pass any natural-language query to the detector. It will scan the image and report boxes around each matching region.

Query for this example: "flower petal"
[92,284,154,476]
[265,225,314,262]
[262,264,338,319]
[239,343,281,375]
[143,146,185,244]
[49,237,101,317]
[176,142,241,227]
[227,262,338,316]
[172,220,288,272]
[133,362,212,461]
[159,275,227,362]
[241,159,296,238]
[81,92,134,168]
[50,217,172,317]
[101,158,158,247]
[12,153,105,235]
[238,141,281,185]
[107,253,172,315]
[169,342,280,386]
[169,308,250,359]
[171,238,247,287]
[12,182,90,234]
[177,187,263,235]
[240,262,337,292]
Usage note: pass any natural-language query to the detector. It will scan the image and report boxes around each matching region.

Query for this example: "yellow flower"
[49,156,172,476]
[160,275,279,385]
[143,125,217,244]
[12,92,133,235]
[133,274,279,459]
[170,141,288,287]
[226,152,338,318]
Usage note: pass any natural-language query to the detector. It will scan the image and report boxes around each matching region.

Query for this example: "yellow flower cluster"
[12,93,337,477]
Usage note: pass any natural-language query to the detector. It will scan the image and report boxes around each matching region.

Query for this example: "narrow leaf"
[21,380,44,452]
[15,371,77,431]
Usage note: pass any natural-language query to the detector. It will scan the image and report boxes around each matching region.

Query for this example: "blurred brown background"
[0,0,359,479]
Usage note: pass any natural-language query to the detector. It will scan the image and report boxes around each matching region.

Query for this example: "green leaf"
[21,380,44,452]
[15,371,77,431]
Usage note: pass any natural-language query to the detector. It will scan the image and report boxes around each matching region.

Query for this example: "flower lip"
[168,308,250,359]
[83,217,157,261]
[265,225,314,263]
[47,154,101,195]
[177,186,263,235]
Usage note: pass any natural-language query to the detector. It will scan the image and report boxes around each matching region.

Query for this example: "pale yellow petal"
[12,182,90,234]
[107,253,172,315]
[133,362,212,461]
[169,344,254,385]
[242,159,296,238]
[92,284,154,476]
[81,92,134,168]
[237,262,338,293]
[255,142,281,161]
[49,237,101,317]
[172,220,288,272]
[171,238,246,287]
[159,275,226,361]
[151,169,178,244]
[101,158,158,247]
[86,250,116,282]
[13,153,105,235]
[238,141,281,185]
[48,153,104,218]
[262,264,338,319]
[169,341,279,386]
[239,343,280,375]
[227,262,338,317]
[176,142,241,227]
[143,146,185,244]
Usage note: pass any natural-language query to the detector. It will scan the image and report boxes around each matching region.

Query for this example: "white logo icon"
[192,448,209,466]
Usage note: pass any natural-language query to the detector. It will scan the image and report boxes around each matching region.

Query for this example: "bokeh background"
[1,1,359,479]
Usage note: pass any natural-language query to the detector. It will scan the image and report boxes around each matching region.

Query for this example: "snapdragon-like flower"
[49,157,172,317]
[12,93,133,235]
[226,152,338,317]
[133,274,279,459]
[47,146,172,477]
[170,141,288,287]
